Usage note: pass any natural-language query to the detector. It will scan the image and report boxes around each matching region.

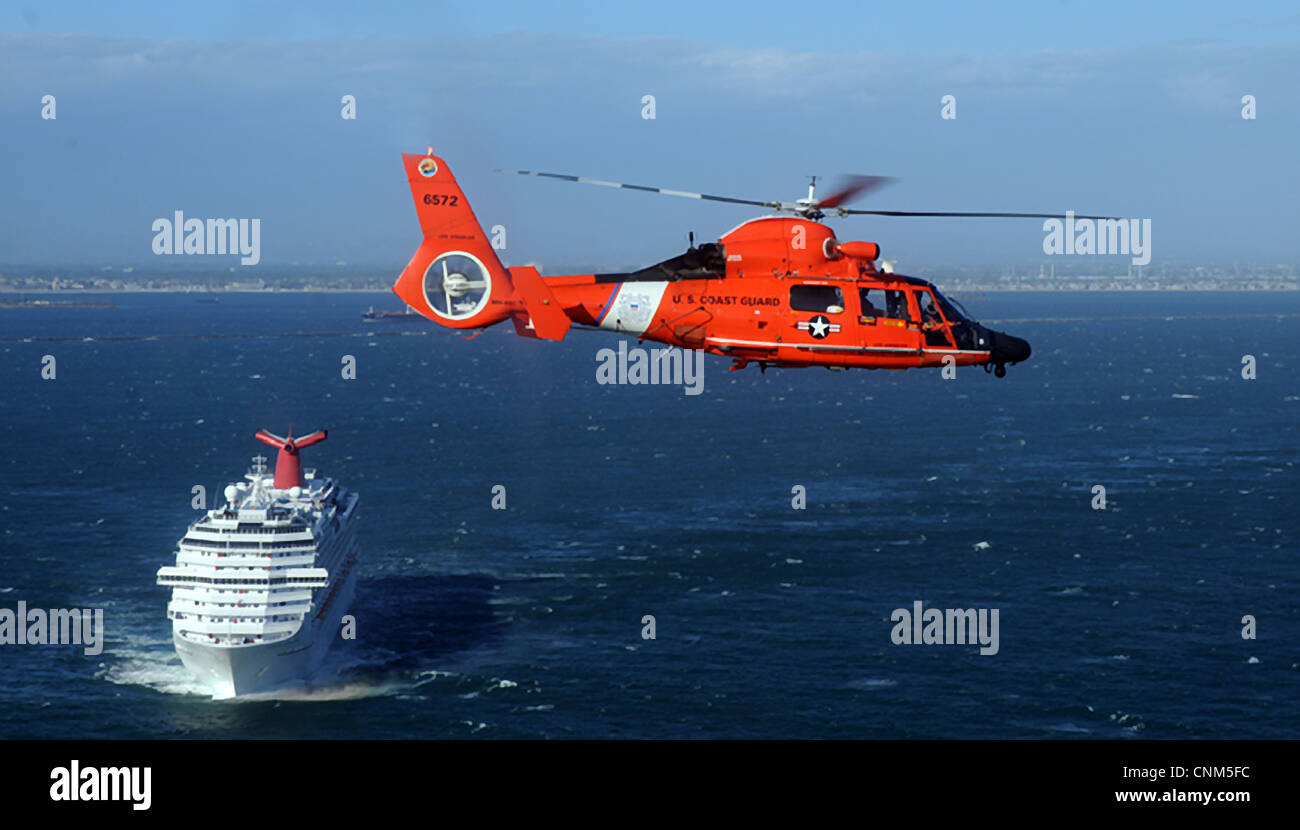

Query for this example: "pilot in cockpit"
[920,293,942,326]
[859,288,883,320]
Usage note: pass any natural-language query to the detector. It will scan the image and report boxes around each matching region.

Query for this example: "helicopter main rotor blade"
[816,175,896,209]
[838,209,1117,219]
[496,169,781,210]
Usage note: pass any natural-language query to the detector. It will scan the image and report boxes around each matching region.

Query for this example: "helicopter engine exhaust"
[834,241,880,261]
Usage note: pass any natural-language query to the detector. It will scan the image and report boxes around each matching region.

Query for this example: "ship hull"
[173,564,358,699]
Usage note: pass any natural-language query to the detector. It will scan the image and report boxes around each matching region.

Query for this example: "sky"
[2,1,1298,272]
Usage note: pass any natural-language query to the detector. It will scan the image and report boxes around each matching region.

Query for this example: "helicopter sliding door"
[786,283,853,352]
[856,286,920,357]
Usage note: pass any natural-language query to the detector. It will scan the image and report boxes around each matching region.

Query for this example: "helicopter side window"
[790,285,844,314]
[859,288,909,324]
[859,288,910,326]
[858,288,883,322]
[919,292,940,324]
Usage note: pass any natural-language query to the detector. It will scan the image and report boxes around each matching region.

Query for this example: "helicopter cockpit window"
[932,289,980,349]
[918,291,941,324]
[916,289,955,348]
[933,289,973,324]
[790,284,844,313]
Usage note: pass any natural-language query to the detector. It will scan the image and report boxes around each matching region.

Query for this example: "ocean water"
[0,290,1296,738]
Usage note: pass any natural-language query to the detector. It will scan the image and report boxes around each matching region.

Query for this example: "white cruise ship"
[156,428,359,699]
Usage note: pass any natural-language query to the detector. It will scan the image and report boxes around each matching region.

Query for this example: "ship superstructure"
[156,428,359,698]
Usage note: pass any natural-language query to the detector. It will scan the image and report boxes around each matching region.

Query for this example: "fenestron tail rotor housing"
[421,251,491,319]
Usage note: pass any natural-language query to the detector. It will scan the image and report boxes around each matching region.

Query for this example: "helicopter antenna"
[808,176,817,202]
[689,231,695,249]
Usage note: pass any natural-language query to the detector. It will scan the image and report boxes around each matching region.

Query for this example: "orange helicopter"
[391,151,1111,377]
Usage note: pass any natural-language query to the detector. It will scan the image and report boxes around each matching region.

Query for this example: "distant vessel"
[156,428,360,699]
[362,305,422,322]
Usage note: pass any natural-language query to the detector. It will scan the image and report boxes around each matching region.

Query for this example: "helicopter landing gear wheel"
[993,363,1006,378]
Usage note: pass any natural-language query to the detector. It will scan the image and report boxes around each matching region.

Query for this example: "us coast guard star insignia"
[798,315,838,339]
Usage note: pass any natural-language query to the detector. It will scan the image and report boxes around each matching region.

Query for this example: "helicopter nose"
[990,330,1032,365]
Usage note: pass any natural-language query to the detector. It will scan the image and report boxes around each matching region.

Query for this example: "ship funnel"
[254,428,327,489]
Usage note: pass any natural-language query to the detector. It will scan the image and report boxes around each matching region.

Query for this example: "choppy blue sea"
[0,290,1296,738]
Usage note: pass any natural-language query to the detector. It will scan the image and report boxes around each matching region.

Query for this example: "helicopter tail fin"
[392,152,569,340]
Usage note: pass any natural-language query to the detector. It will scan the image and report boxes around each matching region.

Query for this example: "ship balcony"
[188,523,312,536]
[164,585,315,604]
[167,598,312,618]
[159,569,324,588]
[168,604,313,623]
[169,614,310,632]
[171,611,305,633]
[282,568,330,588]
[163,556,319,577]
[184,526,315,538]
[165,585,314,603]
[159,566,278,586]
[178,541,317,554]
[168,613,311,629]
[175,620,304,636]
[179,542,317,553]
[175,550,318,568]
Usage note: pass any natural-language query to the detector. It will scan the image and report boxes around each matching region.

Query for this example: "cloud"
[0,32,1296,266]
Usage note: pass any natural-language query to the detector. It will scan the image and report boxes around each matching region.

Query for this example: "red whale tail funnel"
[254,428,327,489]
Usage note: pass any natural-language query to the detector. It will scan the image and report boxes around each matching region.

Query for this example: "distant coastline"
[2,262,1295,294]
[0,297,117,308]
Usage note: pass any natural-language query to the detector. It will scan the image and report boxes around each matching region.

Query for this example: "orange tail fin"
[393,152,570,340]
